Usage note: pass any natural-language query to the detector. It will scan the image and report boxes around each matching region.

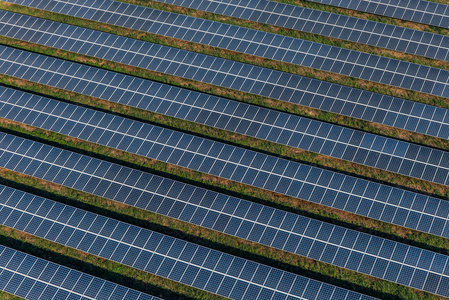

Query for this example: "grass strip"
[0,168,442,300]
[1,74,448,198]
[274,0,449,36]
[1,116,449,258]
[0,291,22,300]
[1,36,449,154]
[117,0,449,68]
[3,1,449,111]
[0,225,218,300]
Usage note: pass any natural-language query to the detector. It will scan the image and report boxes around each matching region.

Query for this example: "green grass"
[0,225,220,300]
[1,35,449,154]
[0,291,22,300]
[1,74,448,198]
[0,164,441,300]
[3,1,449,110]
[272,0,449,36]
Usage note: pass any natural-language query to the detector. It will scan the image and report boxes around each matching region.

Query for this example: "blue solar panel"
[0,244,159,300]
[150,0,449,61]
[2,13,449,137]
[9,0,447,62]
[1,89,449,240]
[1,9,448,100]
[1,48,448,184]
[0,184,376,300]
[307,0,449,29]
[0,143,448,296]
[2,13,448,140]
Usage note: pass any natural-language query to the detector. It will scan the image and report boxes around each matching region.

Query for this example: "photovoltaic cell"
[0,137,448,295]
[134,0,449,61]
[0,184,377,300]
[1,10,449,100]
[1,47,448,184]
[2,17,449,139]
[0,244,159,300]
[1,90,449,242]
[306,0,449,29]
[7,0,449,62]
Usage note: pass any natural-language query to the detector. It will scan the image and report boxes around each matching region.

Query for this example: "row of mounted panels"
[1,84,449,238]
[0,183,377,300]
[102,0,449,60]
[306,0,449,28]
[1,5,449,101]
[3,2,449,133]
[0,87,449,295]
[0,244,160,300]
[1,0,448,299]
[1,45,448,186]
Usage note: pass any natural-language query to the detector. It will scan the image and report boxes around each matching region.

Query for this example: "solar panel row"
[2,13,449,139]
[2,8,449,100]
[0,134,449,296]
[0,244,159,300]
[0,184,377,300]
[307,0,449,28]
[1,48,448,185]
[1,72,443,185]
[1,89,449,241]
[0,0,446,297]
[61,0,449,61]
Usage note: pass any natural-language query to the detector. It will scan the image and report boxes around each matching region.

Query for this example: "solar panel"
[2,17,449,139]
[2,9,448,100]
[2,21,448,141]
[8,0,448,62]
[1,87,449,239]
[0,144,448,296]
[1,48,448,185]
[307,0,449,29]
[0,185,377,300]
[137,0,449,61]
[0,244,159,300]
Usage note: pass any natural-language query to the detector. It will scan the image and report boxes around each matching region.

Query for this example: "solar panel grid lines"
[2,47,449,185]
[4,2,449,101]
[3,15,449,140]
[306,0,449,29]
[0,245,160,300]
[0,185,378,300]
[0,141,448,297]
[48,0,449,61]
[3,11,449,102]
[1,89,449,243]
[3,1,448,298]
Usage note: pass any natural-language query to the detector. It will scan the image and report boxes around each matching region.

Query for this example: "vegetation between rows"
[0,165,441,300]
[118,0,449,67]
[1,115,449,257]
[2,2,449,112]
[0,291,21,300]
[1,36,449,154]
[273,0,449,36]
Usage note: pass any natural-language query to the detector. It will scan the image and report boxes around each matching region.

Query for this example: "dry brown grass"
[1,116,449,249]
[273,0,449,35]
[2,2,449,104]
[1,37,449,154]
[0,167,444,299]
